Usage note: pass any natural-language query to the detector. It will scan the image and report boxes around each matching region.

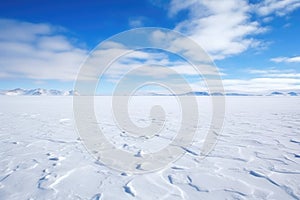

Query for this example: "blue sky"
[0,0,300,94]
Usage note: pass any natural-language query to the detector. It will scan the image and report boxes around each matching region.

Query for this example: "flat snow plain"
[0,96,299,200]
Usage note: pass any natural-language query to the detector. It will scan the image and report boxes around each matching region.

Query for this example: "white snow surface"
[0,96,299,200]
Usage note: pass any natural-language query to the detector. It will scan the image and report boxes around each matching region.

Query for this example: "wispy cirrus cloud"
[0,19,87,81]
[128,17,146,28]
[168,0,267,59]
[166,0,300,60]
[270,56,300,63]
[223,77,300,92]
[254,0,300,17]
[249,68,300,78]
[100,50,221,83]
[1,6,300,94]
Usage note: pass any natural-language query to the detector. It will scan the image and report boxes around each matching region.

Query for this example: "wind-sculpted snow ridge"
[0,96,299,199]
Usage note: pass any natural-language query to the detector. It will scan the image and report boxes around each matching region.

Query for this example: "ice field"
[0,96,299,199]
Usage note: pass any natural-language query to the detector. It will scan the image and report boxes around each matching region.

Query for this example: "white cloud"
[143,76,300,94]
[248,69,282,74]
[97,49,222,85]
[0,19,53,42]
[128,17,145,28]
[223,77,300,92]
[265,73,300,78]
[271,56,300,63]
[248,68,300,78]
[169,0,267,59]
[248,68,296,75]
[166,0,300,60]
[255,0,300,16]
[37,36,74,51]
[0,19,87,81]
[2,16,299,94]
[210,68,300,92]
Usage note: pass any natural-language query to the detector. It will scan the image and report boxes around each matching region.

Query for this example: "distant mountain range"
[0,88,79,96]
[0,88,299,96]
[148,91,300,96]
